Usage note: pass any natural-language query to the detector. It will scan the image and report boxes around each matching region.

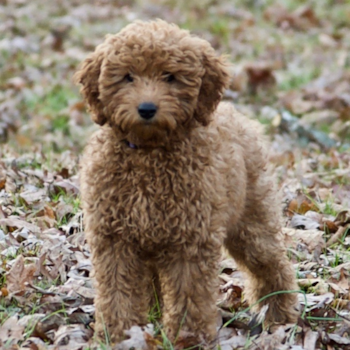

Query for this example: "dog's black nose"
[138,102,157,120]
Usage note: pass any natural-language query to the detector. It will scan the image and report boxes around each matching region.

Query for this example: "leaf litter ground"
[0,0,350,349]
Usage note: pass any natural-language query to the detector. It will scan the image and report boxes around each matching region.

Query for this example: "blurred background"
[1,0,350,156]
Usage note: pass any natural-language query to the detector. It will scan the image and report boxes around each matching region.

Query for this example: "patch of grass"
[209,18,231,43]
[148,297,162,324]
[34,276,61,290]
[3,245,23,260]
[318,123,331,135]
[25,84,76,119]
[11,195,30,214]
[15,158,43,170]
[330,253,343,268]
[334,175,350,187]
[66,196,81,213]
[52,189,80,207]
[318,268,331,281]
[278,66,321,91]
[96,310,111,346]
[307,315,343,322]
[0,298,21,323]
[322,200,338,216]
[51,115,70,134]
[52,191,81,227]
[0,273,5,289]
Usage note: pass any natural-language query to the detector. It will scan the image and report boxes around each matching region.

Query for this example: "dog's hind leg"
[224,176,299,325]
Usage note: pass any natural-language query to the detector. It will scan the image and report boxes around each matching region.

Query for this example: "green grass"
[51,115,70,134]
[52,191,81,226]
[35,276,61,290]
[209,18,231,44]
[278,66,321,91]
[322,200,338,216]
[0,298,21,323]
[25,85,76,119]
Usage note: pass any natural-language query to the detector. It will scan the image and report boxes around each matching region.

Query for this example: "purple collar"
[125,140,138,149]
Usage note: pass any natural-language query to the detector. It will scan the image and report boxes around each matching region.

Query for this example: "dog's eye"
[125,74,134,82]
[165,74,175,83]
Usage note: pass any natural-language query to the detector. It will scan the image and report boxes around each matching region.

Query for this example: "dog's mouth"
[112,106,179,149]
[122,121,172,149]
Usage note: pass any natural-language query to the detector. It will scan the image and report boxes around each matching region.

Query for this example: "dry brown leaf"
[245,62,276,94]
[323,220,338,233]
[53,324,93,349]
[173,329,206,350]
[6,254,37,294]
[0,177,5,190]
[252,326,287,350]
[218,283,244,310]
[114,325,154,350]
[334,210,350,225]
[284,228,325,252]
[290,213,321,230]
[0,216,41,234]
[0,205,6,220]
[298,278,321,289]
[20,188,47,204]
[0,287,8,297]
[0,315,25,345]
[330,268,350,292]
[328,333,350,345]
[287,198,319,216]
[331,298,350,310]
[51,179,79,196]
[35,314,66,337]
[66,282,95,300]
[19,336,48,349]
[303,329,318,350]
[264,4,320,30]
[327,224,350,247]
[219,334,247,350]
[299,292,334,311]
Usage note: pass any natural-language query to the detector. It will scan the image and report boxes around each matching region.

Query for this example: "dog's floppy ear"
[194,47,230,126]
[74,43,108,125]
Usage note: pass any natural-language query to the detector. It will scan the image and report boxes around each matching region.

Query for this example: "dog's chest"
[99,148,224,249]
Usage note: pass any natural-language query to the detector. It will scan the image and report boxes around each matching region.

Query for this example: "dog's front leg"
[158,255,220,349]
[90,238,153,343]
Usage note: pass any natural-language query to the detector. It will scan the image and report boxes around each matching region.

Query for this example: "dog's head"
[74,20,230,147]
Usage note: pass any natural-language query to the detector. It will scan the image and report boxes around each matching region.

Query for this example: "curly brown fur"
[75,20,299,347]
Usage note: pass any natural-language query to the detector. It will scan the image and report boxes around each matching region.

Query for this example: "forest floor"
[0,0,349,349]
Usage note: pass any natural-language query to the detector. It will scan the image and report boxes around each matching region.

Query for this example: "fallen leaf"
[290,214,321,230]
[328,333,350,345]
[6,254,37,294]
[245,62,276,94]
[284,228,326,252]
[303,329,318,350]
[327,224,350,247]
[54,324,93,349]
[115,325,154,350]
[0,216,41,234]
[299,292,334,311]
[0,315,25,345]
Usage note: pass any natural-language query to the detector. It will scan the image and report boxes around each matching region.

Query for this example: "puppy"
[75,19,299,347]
